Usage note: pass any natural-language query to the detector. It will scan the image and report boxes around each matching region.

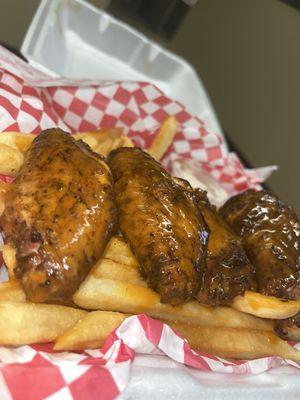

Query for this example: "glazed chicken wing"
[195,191,256,306]
[108,147,209,305]
[220,189,300,300]
[1,129,117,304]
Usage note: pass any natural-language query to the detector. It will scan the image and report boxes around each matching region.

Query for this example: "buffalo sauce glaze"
[1,129,117,304]
[220,189,300,300]
[108,147,209,306]
[195,190,256,306]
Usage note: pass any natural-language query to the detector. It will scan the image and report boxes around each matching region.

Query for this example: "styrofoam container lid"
[21,0,224,142]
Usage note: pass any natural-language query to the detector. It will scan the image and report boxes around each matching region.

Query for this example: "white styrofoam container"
[21,0,224,141]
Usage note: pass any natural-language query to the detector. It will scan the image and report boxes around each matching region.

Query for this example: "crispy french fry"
[0,143,24,175]
[55,310,300,362]
[167,322,300,361]
[0,302,86,345]
[74,240,272,331]
[102,137,122,154]
[233,291,300,319]
[0,132,35,152]
[54,311,127,351]
[148,116,178,160]
[73,275,272,331]
[2,244,17,278]
[0,280,26,302]
[74,128,129,156]
[76,134,98,150]
[120,135,134,148]
[102,236,138,268]
[74,132,101,152]
[95,132,124,156]
[91,259,146,286]
[0,130,132,174]
[0,130,132,157]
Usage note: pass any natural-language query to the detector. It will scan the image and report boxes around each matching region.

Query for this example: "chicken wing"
[195,190,256,306]
[220,189,300,300]
[1,129,117,304]
[108,147,209,305]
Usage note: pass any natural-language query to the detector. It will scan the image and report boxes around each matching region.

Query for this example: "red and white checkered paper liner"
[0,46,275,195]
[0,314,299,400]
[0,45,293,399]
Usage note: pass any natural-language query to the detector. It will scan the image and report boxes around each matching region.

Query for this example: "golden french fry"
[120,135,134,148]
[95,137,115,156]
[74,128,127,156]
[0,302,86,346]
[102,131,119,153]
[74,275,272,331]
[2,244,16,278]
[0,130,129,155]
[0,144,24,175]
[0,129,134,157]
[55,310,300,362]
[74,239,272,331]
[95,130,127,155]
[77,134,98,150]
[106,133,134,153]
[233,291,300,320]
[148,116,178,160]
[74,132,101,151]
[91,259,146,286]
[167,322,300,361]
[0,132,35,152]
[0,280,26,302]
[102,236,138,268]
[54,311,127,351]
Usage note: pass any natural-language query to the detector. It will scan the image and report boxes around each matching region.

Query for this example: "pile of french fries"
[0,118,299,362]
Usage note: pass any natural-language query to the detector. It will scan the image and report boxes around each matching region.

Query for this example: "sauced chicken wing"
[220,189,300,300]
[1,129,117,304]
[195,191,256,306]
[108,147,209,306]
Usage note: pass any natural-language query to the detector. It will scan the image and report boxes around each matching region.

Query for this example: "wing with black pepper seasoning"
[108,147,209,306]
[195,190,256,306]
[1,129,117,304]
[220,189,300,300]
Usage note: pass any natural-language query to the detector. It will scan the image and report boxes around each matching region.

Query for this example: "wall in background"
[0,0,299,211]
[168,0,300,212]
[0,0,40,49]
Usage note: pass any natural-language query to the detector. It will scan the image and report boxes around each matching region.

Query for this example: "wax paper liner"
[0,45,291,400]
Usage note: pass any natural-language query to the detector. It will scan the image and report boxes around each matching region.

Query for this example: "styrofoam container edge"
[21,0,225,142]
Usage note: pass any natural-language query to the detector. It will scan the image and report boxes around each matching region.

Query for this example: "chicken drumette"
[220,189,300,300]
[195,190,256,306]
